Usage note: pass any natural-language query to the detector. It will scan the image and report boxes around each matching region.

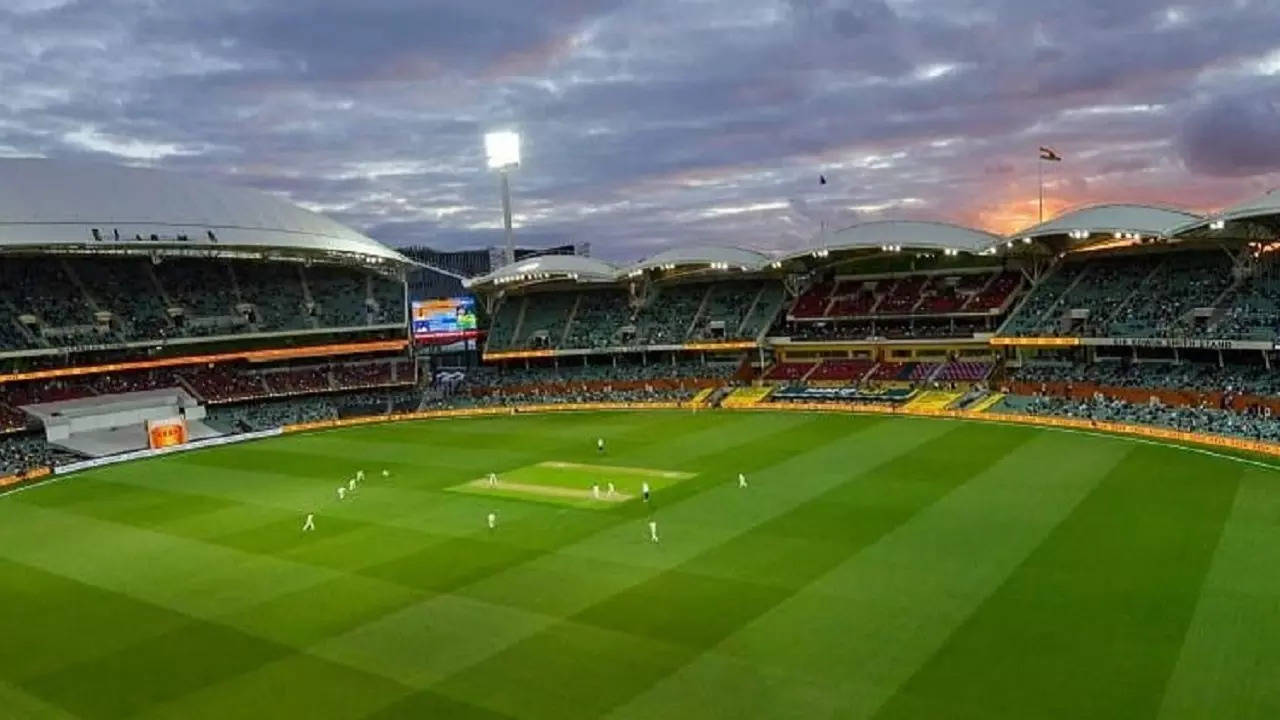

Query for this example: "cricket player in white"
[488,472,498,487]
[487,512,497,530]
[597,437,605,453]
[648,520,659,543]
[337,486,346,500]
[592,483,601,500]
[607,482,616,498]
[642,481,651,503]
[738,473,748,488]
[348,478,356,493]
[356,470,365,482]
[381,469,390,479]
[302,513,315,532]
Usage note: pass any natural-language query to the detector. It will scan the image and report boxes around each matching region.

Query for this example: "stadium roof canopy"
[779,220,1003,267]
[1170,188,1280,239]
[465,254,620,290]
[1009,203,1203,253]
[0,159,408,265]
[622,245,773,276]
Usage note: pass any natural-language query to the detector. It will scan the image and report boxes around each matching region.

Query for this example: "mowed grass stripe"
[311,415,910,687]
[404,423,1033,719]
[355,414,863,595]
[872,444,1243,720]
[0,503,341,621]
[609,430,1132,720]
[1158,466,1280,720]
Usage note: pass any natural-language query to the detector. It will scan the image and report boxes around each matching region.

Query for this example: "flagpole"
[1037,154,1043,224]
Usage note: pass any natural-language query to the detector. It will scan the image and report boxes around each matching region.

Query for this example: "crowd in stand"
[1002,250,1280,341]
[480,360,736,388]
[0,434,80,476]
[487,280,785,352]
[1013,361,1280,396]
[1015,394,1280,442]
[0,257,404,352]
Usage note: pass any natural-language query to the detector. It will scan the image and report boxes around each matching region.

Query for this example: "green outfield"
[0,410,1278,719]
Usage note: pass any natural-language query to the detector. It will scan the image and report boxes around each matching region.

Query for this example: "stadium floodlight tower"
[484,130,521,266]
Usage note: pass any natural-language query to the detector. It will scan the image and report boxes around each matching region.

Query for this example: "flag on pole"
[1039,146,1062,162]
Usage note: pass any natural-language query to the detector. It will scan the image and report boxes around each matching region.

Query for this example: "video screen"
[412,297,479,342]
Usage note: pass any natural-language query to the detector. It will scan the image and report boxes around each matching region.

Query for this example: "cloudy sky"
[2,0,1279,260]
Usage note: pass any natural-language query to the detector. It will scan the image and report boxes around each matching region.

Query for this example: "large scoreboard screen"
[412,297,479,342]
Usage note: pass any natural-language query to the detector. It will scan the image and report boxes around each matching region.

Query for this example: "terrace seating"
[965,272,1020,312]
[763,362,816,382]
[1001,263,1088,335]
[70,258,173,341]
[807,359,876,382]
[562,290,631,349]
[632,285,706,345]
[370,277,406,324]
[306,266,370,328]
[1210,275,1280,341]
[1107,252,1234,337]
[263,367,331,395]
[740,283,786,338]
[866,362,914,382]
[235,262,309,331]
[0,433,80,475]
[1013,394,1280,442]
[935,361,992,382]
[791,282,834,318]
[908,363,940,381]
[827,280,878,317]
[876,276,928,315]
[0,403,29,433]
[514,292,577,348]
[153,259,239,322]
[180,366,270,403]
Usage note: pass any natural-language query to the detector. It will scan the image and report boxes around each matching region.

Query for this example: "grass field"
[0,410,1278,719]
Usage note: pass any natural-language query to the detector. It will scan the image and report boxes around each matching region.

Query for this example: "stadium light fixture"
[484,130,521,265]
[484,131,521,170]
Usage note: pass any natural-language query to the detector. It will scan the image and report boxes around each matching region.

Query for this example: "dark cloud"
[0,0,1279,260]
[1180,89,1280,177]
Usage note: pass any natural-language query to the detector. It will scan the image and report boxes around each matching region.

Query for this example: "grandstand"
[3,158,1280,490]
[0,159,416,478]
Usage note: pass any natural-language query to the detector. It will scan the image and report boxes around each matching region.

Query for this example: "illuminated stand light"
[484,130,522,265]
[1209,219,1226,231]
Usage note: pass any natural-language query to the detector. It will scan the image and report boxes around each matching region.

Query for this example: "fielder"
[738,473,748,488]
[607,482,616,498]
[356,469,365,482]
[642,481,651,503]
[381,469,390,479]
[337,486,346,500]
[487,511,497,530]
[597,437,605,453]
[348,478,357,493]
[648,520,660,543]
[488,472,498,487]
[302,513,315,532]
[592,483,601,500]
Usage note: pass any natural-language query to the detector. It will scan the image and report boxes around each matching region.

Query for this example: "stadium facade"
[2,156,1280,484]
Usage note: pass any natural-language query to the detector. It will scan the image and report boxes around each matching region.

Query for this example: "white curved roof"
[1014,203,1201,239]
[626,245,772,273]
[1215,188,1280,221]
[782,220,1002,262]
[0,158,406,263]
[466,254,619,287]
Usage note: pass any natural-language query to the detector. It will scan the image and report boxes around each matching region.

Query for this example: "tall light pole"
[484,131,521,266]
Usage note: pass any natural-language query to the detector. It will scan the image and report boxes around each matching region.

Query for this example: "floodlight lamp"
[485,131,521,170]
